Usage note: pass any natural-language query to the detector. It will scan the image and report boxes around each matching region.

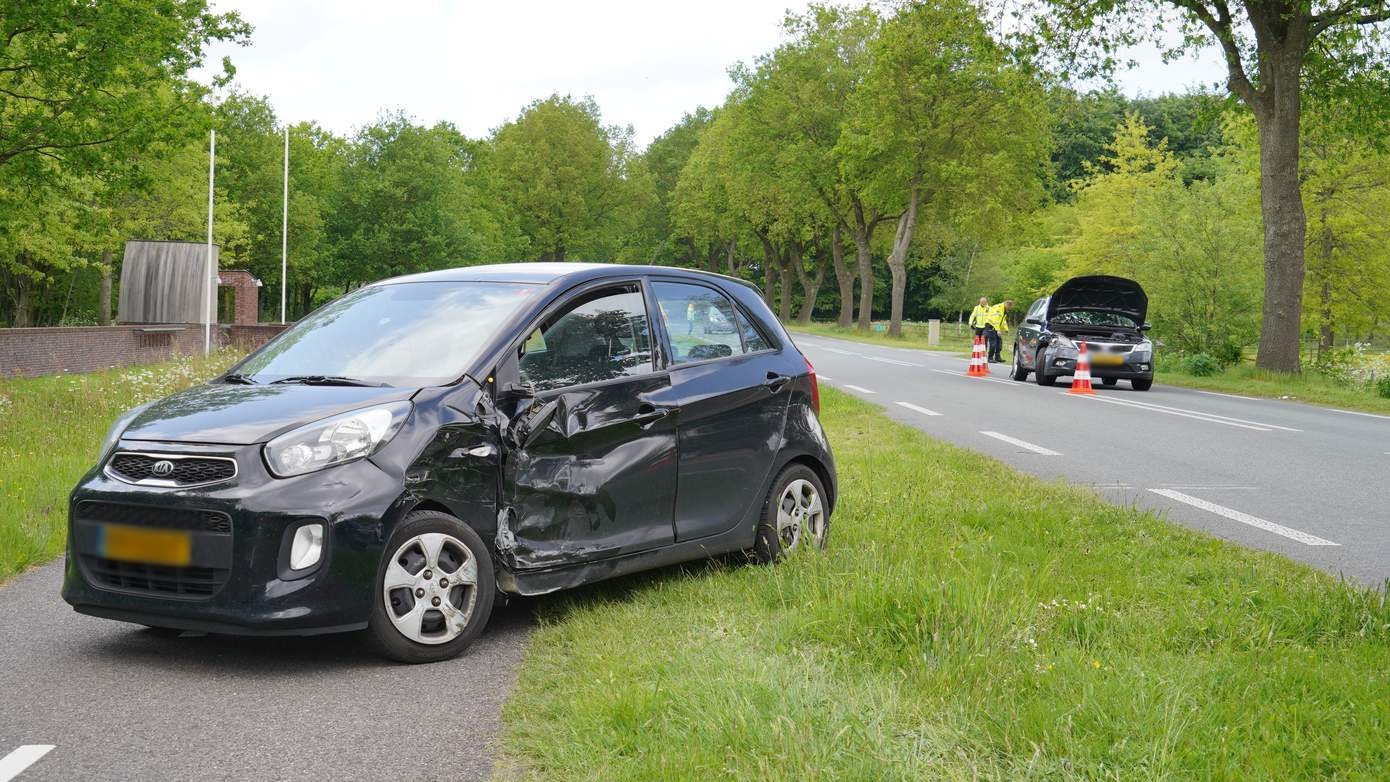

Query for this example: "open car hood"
[1047,275,1147,324]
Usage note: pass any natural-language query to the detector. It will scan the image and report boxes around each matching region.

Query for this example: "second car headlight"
[98,402,154,462]
[264,402,412,478]
[1050,334,1076,350]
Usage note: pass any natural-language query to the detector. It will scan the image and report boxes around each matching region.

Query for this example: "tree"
[488,95,651,262]
[1036,0,1390,372]
[843,0,1049,337]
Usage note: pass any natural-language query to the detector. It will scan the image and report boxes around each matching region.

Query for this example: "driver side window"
[518,288,653,392]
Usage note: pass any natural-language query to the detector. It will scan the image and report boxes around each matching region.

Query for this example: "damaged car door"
[494,283,678,571]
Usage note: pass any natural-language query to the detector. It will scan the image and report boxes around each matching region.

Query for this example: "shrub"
[1377,376,1390,400]
[1212,340,1244,367]
[1181,353,1222,377]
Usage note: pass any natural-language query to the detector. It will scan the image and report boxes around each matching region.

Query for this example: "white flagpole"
[281,125,289,324]
[204,129,216,355]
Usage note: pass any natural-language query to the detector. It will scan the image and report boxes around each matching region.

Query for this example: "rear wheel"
[1101,377,1118,387]
[1131,378,1153,391]
[753,464,829,564]
[1011,345,1029,381]
[368,510,495,664]
[1034,350,1057,386]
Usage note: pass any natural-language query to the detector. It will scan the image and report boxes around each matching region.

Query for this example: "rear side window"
[518,288,653,392]
[652,282,744,364]
[736,309,771,352]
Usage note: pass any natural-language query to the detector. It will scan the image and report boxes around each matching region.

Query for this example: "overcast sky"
[197,0,1226,147]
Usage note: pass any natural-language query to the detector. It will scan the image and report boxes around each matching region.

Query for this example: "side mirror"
[499,381,534,402]
[1140,322,1152,332]
[1025,317,1042,326]
[520,399,559,449]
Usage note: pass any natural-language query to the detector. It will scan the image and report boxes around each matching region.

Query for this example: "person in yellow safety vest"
[984,300,1013,363]
[968,296,990,338]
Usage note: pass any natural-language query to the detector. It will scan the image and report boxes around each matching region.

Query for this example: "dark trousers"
[984,326,1001,361]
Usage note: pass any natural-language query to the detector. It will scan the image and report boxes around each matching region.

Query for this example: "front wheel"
[753,463,830,563]
[1131,378,1153,391]
[1034,350,1057,386]
[1011,346,1029,381]
[367,510,495,664]
[1101,377,1118,387]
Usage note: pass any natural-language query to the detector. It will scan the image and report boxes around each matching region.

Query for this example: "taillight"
[804,354,820,414]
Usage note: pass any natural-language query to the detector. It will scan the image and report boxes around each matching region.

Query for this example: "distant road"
[794,331,1390,586]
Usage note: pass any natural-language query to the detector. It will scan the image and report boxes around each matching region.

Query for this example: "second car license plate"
[99,524,192,567]
[1091,353,1125,366]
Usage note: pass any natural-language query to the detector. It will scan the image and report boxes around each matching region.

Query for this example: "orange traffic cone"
[967,335,990,377]
[1069,341,1095,395]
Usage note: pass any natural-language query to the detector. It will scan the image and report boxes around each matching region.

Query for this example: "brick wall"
[0,323,290,379]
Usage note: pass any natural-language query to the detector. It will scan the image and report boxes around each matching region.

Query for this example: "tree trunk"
[99,249,113,326]
[776,246,794,323]
[830,223,855,328]
[789,238,824,325]
[1252,63,1306,374]
[724,239,740,277]
[760,238,779,313]
[885,185,922,339]
[850,200,874,331]
[12,278,32,328]
[1316,206,1334,355]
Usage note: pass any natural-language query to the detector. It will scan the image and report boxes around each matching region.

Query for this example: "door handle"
[763,372,790,392]
[633,404,673,429]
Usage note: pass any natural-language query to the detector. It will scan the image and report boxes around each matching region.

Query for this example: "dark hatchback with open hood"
[1011,275,1155,390]
[62,263,836,663]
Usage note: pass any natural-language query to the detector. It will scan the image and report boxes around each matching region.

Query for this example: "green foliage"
[1377,376,1390,399]
[1181,353,1223,376]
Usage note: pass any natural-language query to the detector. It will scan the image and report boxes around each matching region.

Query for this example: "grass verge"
[501,387,1390,779]
[791,322,1390,416]
[0,350,244,582]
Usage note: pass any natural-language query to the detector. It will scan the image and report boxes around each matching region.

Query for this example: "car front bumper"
[61,441,409,636]
[1042,353,1154,379]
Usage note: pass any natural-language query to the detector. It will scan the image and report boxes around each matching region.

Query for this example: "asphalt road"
[794,331,1390,586]
[0,562,533,781]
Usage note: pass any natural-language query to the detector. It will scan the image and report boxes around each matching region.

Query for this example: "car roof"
[371,262,759,291]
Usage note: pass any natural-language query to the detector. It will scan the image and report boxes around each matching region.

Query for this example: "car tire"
[140,625,184,638]
[1011,346,1029,381]
[367,509,495,664]
[1131,378,1153,391]
[1101,377,1118,387]
[753,463,830,564]
[1034,350,1057,386]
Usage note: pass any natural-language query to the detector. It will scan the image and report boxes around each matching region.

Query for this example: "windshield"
[1051,310,1139,328]
[235,281,537,386]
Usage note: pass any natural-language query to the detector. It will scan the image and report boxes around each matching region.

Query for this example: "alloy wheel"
[382,532,478,645]
[776,478,826,553]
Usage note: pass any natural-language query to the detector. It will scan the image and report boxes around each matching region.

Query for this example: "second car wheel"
[1131,378,1153,391]
[1011,346,1029,381]
[367,509,496,664]
[753,463,830,563]
[1101,377,1118,387]
[1034,350,1057,386]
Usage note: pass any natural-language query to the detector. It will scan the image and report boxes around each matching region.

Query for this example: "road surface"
[794,331,1390,586]
[0,562,532,780]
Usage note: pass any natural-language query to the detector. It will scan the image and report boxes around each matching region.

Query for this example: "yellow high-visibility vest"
[986,303,1009,333]
[968,304,990,329]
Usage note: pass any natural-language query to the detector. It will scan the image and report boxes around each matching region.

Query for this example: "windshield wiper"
[222,373,258,385]
[269,375,386,387]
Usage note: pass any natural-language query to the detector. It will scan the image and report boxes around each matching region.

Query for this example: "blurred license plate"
[100,524,191,566]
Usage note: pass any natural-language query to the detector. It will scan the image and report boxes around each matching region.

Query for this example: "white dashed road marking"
[979,431,1061,456]
[864,356,922,367]
[1148,489,1339,547]
[894,401,942,417]
[1332,408,1390,421]
[0,746,56,782]
[931,368,1020,387]
[844,384,876,394]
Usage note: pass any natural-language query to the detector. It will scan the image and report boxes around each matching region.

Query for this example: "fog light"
[1140,364,1150,371]
[1055,358,1068,367]
[290,523,324,570]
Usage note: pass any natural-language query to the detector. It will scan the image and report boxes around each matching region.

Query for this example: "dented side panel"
[501,374,678,570]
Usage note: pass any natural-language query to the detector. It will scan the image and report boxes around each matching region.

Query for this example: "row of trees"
[4,1,1388,371]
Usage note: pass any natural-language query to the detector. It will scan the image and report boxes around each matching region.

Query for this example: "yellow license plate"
[100,524,192,567]
[1091,354,1125,366]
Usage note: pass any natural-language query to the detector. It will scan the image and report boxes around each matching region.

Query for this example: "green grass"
[0,350,244,582]
[501,387,1390,779]
[792,322,1390,416]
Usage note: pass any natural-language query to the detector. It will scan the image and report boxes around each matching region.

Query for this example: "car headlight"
[1050,334,1076,351]
[98,403,153,462]
[264,402,412,478]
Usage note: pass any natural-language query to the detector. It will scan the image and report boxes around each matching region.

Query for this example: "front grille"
[80,556,229,598]
[107,453,236,487]
[75,501,232,533]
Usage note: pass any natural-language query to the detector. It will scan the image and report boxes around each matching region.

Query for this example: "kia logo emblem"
[151,460,175,477]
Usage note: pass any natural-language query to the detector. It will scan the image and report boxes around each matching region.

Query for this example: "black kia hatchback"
[62,263,835,662]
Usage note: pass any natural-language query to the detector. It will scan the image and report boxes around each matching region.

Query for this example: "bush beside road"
[501,387,1390,778]
[791,323,1390,416]
[0,350,244,581]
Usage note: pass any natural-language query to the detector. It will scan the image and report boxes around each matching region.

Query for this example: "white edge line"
[1071,393,1273,432]
[817,375,834,382]
[894,401,943,417]
[979,431,1061,456]
[0,745,57,782]
[1331,408,1390,421]
[1193,389,1258,401]
[1102,396,1302,432]
[1148,489,1338,547]
[844,384,876,394]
